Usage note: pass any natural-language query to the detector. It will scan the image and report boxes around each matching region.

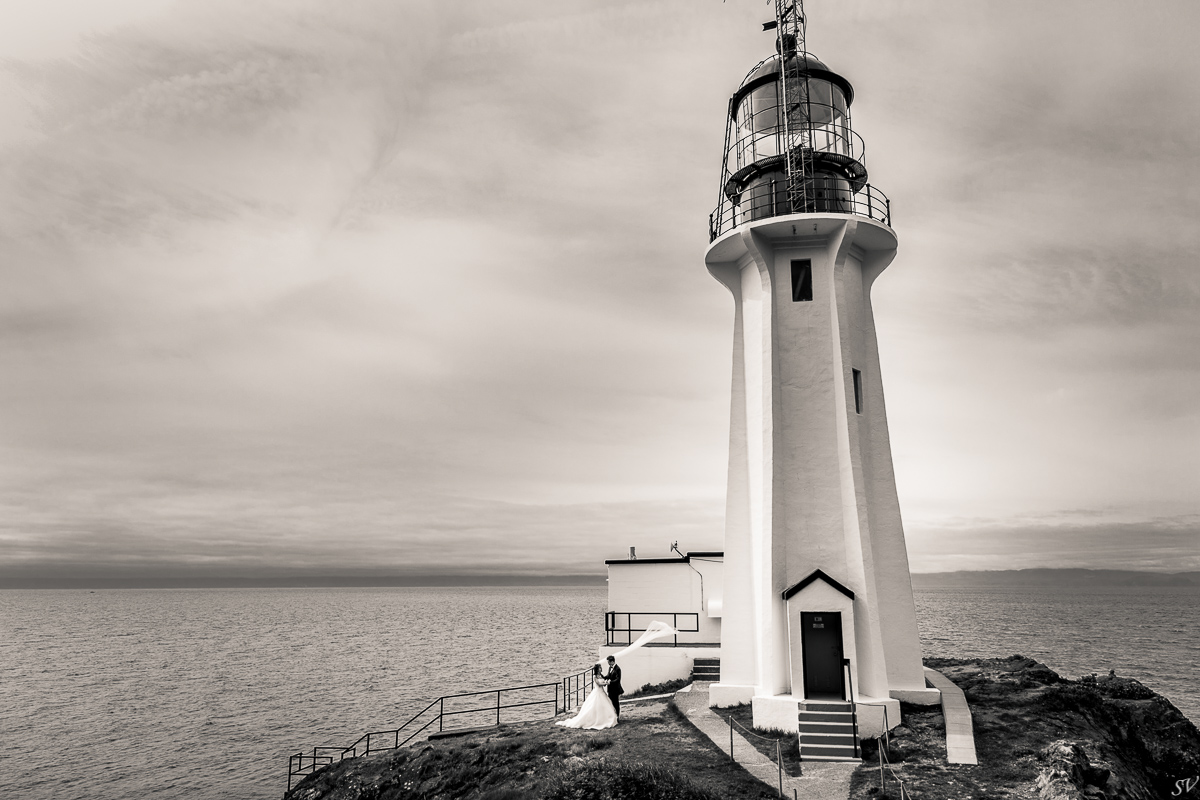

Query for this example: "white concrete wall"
[858,246,927,691]
[596,645,718,695]
[606,559,722,645]
[710,260,758,702]
[704,213,924,731]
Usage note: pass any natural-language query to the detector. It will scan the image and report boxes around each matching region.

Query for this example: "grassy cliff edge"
[285,657,1200,800]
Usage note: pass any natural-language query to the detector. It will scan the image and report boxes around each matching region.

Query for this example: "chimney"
[629,546,637,560]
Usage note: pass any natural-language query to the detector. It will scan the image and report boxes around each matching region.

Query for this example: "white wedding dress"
[555,622,680,732]
[556,679,618,730]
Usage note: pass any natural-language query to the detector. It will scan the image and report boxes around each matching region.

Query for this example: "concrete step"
[804,701,853,712]
[798,722,855,735]
[691,657,720,681]
[798,732,856,746]
[798,711,855,724]
[798,701,858,762]
[800,742,859,760]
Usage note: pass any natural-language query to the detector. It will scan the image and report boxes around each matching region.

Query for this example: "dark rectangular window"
[852,368,863,414]
[791,259,812,302]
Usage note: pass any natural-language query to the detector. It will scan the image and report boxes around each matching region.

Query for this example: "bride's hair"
[592,663,601,677]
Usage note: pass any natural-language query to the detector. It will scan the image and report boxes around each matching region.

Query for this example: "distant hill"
[911,568,1200,589]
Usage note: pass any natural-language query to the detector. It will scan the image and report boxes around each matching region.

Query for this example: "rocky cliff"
[850,657,1200,800]
[287,657,1200,800]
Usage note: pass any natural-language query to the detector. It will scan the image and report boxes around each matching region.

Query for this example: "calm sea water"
[1,585,1196,800]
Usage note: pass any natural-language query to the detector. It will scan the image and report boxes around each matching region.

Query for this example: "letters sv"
[1174,776,1200,796]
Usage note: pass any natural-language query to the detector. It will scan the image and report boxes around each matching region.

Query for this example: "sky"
[0,0,1197,587]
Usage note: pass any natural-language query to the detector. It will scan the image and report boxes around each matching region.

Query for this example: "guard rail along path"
[286,667,596,792]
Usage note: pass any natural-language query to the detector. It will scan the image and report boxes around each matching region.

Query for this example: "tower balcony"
[708,182,891,242]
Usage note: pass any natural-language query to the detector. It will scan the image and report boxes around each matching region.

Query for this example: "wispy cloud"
[0,0,1197,585]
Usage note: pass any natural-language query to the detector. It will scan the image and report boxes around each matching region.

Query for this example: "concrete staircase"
[691,657,720,682]
[797,701,859,761]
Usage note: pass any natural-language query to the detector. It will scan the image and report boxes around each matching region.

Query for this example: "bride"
[555,664,617,730]
[555,620,679,731]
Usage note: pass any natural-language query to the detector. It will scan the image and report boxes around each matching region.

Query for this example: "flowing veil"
[602,619,680,665]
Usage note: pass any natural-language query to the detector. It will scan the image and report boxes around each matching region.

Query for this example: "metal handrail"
[709,182,890,241]
[855,701,913,797]
[286,680,563,791]
[843,659,861,759]
[856,701,891,757]
[604,612,701,646]
[562,666,596,712]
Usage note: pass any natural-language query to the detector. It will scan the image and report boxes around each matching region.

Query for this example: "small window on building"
[791,259,812,302]
[852,368,863,414]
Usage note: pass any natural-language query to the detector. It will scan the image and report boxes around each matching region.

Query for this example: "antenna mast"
[774,0,815,213]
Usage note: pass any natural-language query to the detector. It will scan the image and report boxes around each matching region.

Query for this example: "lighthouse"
[704,2,940,742]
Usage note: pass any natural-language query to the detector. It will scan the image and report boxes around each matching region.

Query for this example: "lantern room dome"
[738,52,829,89]
[733,52,854,111]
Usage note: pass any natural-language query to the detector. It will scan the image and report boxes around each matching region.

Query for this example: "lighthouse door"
[801,612,845,700]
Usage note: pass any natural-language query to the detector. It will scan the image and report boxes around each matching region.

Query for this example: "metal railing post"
[496,690,501,726]
[439,697,444,732]
[776,739,783,797]
[883,705,890,758]
[879,737,885,791]
[844,659,860,759]
[729,714,734,759]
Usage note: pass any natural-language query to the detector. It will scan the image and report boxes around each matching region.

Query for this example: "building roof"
[604,551,724,565]
[781,569,855,601]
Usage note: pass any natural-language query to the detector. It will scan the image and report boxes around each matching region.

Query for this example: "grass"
[286,696,778,800]
[626,678,692,699]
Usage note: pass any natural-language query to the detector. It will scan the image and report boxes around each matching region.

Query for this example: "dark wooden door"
[801,612,845,700]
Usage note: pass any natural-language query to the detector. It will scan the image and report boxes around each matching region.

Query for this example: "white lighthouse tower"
[704,3,939,743]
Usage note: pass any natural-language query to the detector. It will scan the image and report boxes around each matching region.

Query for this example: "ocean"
[2,585,1196,800]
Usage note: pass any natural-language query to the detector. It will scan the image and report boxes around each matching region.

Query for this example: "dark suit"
[605,663,623,717]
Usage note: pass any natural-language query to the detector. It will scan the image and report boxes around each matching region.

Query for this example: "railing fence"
[604,611,701,646]
[286,680,563,792]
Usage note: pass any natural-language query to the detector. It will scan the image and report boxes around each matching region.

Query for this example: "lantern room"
[710,38,889,239]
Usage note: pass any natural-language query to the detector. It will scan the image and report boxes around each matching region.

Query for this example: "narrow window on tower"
[791,259,813,302]
[852,368,863,414]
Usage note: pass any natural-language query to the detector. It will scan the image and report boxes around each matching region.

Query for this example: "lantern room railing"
[727,123,866,182]
[709,182,891,241]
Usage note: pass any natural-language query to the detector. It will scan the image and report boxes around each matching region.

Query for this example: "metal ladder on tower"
[774,0,817,214]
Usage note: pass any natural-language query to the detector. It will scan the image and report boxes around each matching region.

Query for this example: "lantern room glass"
[731,74,852,174]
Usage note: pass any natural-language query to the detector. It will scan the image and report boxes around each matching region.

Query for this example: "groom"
[603,655,624,718]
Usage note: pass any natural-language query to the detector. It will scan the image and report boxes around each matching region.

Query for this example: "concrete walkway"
[673,683,855,800]
[923,667,978,765]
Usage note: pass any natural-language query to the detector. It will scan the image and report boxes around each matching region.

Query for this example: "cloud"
[0,489,723,585]
[0,0,1197,586]
[907,513,1200,573]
